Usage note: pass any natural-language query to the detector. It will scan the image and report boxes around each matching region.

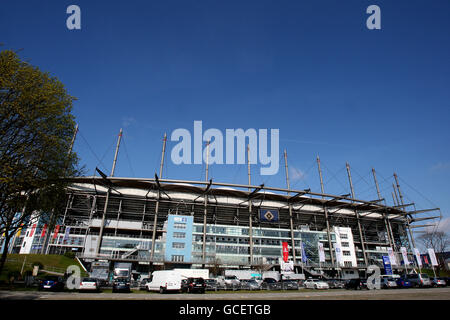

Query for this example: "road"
[1,287,449,300]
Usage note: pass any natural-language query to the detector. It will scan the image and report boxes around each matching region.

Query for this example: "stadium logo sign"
[170,121,279,175]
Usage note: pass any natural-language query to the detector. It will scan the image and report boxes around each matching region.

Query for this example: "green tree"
[0,49,81,274]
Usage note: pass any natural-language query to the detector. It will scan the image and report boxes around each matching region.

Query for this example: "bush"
[64,252,75,259]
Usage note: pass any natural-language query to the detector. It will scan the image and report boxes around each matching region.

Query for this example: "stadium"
[5,130,441,280]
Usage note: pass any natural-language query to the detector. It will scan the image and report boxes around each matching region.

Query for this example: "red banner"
[40,224,47,238]
[29,224,37,237]
[53,225,60,239]
[282,242,289,262]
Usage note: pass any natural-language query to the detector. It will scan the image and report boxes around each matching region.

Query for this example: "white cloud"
[290,167,305,181]
[430,162,450,172]
[122,116,136,128]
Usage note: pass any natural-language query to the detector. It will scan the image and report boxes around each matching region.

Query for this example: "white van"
[146,270,182,293]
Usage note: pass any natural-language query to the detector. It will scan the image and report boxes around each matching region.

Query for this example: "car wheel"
[160,287,165,294]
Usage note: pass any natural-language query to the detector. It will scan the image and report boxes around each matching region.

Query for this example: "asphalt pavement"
[1,287,449,300]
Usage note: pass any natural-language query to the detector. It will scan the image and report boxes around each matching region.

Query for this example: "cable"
[78,129,109,173]
[121,135,136,177]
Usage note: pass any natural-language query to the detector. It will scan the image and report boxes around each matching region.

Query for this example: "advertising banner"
[282,242,289,262]
[382,256,393,275]
[427,248,439,266]
[387,247,398,265]
[413,248,422,267]
[318,242,325,262]
[400,247,410,265]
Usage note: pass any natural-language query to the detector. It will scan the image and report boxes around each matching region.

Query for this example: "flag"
[301,241,308,263]
[53,225,60,240]
[16,224,24,237]
[334,243,343,264]
[427,248,438,266]
[40,224,47,238]
[318,242,326,263]
[259,209,279,222]
[413,248,422,267]
[400,247,410,265]
[63,227,71,241]
[387,247,397,265]
[282,242,289,262]
[29,224,37,237]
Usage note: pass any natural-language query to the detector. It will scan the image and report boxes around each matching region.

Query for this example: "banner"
[16,224,24,237]
[282,242,289,262]
[413,248,422,267]
[400,247,410,265]
[280,259,294,274]
[382,256,393,275]
[53,225,60,240]
[300,241,308,263]
[29,224,37,237]
[423,255,429,265]
[387,247,398,265]
[427,248,439,266]
[63,227,71,241]
[334,243,343,264]
[40,224,47,238]
[259,209,279,222]
[318,242,326,263]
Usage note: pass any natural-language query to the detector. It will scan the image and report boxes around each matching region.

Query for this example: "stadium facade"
[2,130,440,278]
[6,175,437,278]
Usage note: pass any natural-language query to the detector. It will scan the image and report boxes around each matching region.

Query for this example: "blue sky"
[2,1,450,232]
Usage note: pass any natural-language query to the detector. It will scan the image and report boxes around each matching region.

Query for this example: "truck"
[113,262,132,281]
[174,268,209,280]
[146,270,182,293]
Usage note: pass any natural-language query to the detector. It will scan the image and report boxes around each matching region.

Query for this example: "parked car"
[79,278,100,292]
[304,279,329,290]
[431,277,447,287]
[139,278,150,290]
[240,279,261,290]
[327,279,345,289]
[280,279,299,290]
[261,278,281,290]
[205,279,218,291]
[112,277,131,293]
[396,277,413,288]
[38,276,65,292]
[181,277,206,293]
[224,275,241,289]
[344,278,365,290]
[405,273,432,288]
[381,277,398,289]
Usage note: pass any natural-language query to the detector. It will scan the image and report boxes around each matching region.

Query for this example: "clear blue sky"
[2,1,450,232]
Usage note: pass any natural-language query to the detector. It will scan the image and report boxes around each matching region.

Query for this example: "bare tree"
[417,231,450,272]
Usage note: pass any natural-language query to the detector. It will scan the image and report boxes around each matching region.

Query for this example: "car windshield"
[420,274,429,279]
[114,270,129,277]
[45,276,59,281]
[82,278,96,282]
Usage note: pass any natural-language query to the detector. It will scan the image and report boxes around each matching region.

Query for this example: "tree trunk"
[0,234,11,275]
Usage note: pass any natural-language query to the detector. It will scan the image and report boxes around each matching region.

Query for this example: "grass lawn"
[0,254,88,282]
